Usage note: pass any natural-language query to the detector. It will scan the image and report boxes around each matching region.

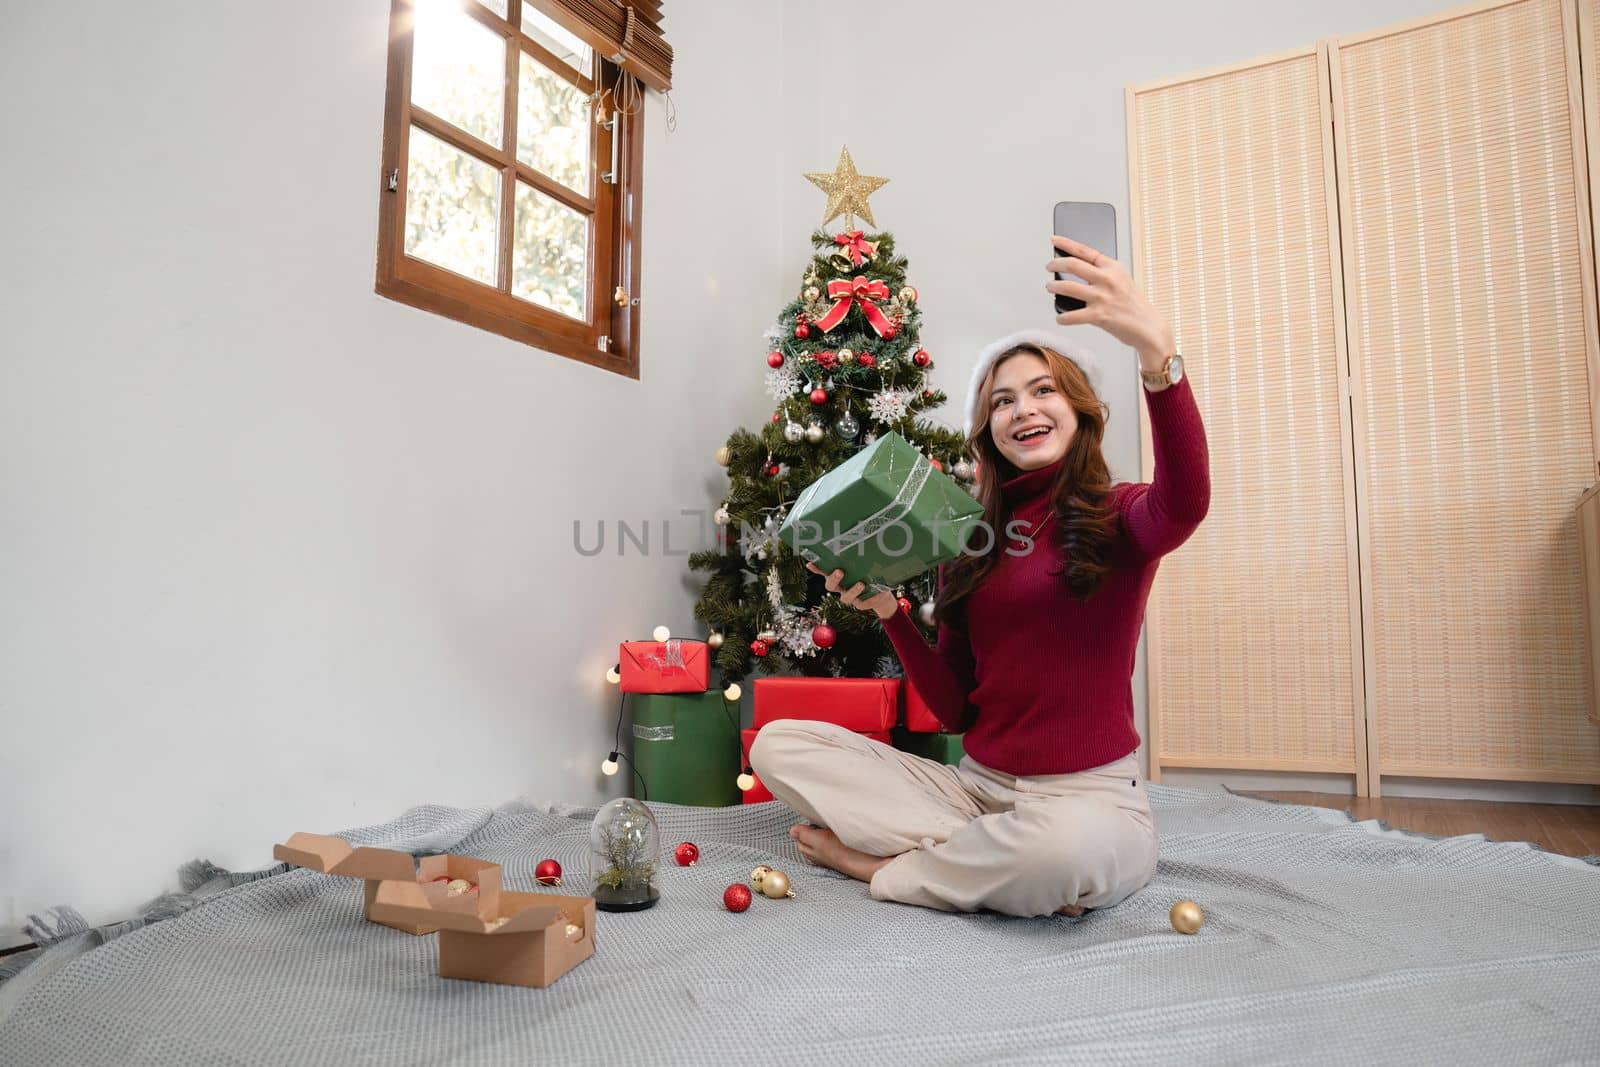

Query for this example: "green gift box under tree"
[628,691,742,807]
[778,431,984,592]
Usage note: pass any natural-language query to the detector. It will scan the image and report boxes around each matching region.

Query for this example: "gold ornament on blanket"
[759,868,795,899]
[1169,899,1204,934]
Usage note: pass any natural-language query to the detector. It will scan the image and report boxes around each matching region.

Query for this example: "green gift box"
[778,431,984,592]
[629,691,742,807]
[891,726,965,766]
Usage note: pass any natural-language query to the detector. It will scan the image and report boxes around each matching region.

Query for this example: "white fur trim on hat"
[962,328,1105,439]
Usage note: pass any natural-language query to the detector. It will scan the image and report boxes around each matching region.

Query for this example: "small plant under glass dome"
[588,798,661,911]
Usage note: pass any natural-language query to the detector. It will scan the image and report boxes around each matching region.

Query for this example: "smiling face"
[986,350,1079,471]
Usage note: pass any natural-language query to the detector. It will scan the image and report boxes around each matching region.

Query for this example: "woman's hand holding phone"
[1046,234,1176,367]
[806,562,900,621]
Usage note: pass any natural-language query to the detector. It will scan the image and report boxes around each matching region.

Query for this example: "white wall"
[776,0,1600,807]
[5,0,1595,951]
[0,0,787,948]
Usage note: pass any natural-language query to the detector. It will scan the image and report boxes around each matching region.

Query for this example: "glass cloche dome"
[587,797,661,911]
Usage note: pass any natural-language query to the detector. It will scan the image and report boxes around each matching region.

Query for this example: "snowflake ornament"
[867,388,913,423]
[766,365,803,400]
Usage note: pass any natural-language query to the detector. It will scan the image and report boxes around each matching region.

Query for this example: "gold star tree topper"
[804,146,890,230]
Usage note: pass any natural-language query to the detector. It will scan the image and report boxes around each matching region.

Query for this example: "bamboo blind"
[1331,0,1600,784]
[1128,53,1364,781]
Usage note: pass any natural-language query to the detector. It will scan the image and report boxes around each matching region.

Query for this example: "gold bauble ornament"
[838,348,854,363]
[1169,899,1204,935]
[803,145,890,230]
[715,446,731,467]
[899,285,918,304]
[750,865,773,887]
[760,869,795,899]
[804,286,820,301]
[707,631,723,650]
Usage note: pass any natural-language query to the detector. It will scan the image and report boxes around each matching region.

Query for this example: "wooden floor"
[1242,791,1600,858]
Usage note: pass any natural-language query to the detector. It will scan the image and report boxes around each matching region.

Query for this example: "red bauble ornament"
[923,389,935,400]
[858,353,876,369]
[930,459,944,471]
[810,387,828,405]
[811,623,837,649]
[535,859,562,887]
[771,411,781,423]
[765,463,781,476]
[883,325,898,339]
[913,348,931,367]
[674,841,701,867]
[767,351,784,368]
[897,597,913,615]
[723,884,753,912]
[795,324,811,339]
[750,639,769,657]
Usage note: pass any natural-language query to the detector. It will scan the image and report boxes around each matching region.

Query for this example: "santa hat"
[962,328,1105,440]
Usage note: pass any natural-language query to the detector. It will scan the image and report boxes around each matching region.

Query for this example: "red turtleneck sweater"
[880,376,1210,776]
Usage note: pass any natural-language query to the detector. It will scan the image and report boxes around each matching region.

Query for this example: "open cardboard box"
[370,880,596,988]
[274,832,502,935]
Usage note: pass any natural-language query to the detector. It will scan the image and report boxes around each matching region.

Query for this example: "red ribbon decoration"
[832,229,877,267]
[816,276,894,336]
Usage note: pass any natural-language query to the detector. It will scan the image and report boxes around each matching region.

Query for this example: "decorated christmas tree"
[689,148,973,685]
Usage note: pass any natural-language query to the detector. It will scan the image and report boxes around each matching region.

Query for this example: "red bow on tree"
[832,229,877,267]
[816,276,893,337]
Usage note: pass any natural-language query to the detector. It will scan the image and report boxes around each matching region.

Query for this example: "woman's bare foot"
[1057,903,1086,917]
[790,825,894,883]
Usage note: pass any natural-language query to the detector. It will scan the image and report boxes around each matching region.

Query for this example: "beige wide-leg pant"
[750,720,1158,917]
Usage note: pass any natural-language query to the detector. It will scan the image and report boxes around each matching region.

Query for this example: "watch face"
[1169,354,1185,383]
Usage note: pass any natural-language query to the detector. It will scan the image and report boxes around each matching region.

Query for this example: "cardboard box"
[274,832,501,935]
[370,881,595,989]
[778,430,983,593]
[752,676,901,731]
[619,638,709,693]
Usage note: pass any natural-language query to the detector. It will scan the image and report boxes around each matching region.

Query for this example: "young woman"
[749,235,1210,918]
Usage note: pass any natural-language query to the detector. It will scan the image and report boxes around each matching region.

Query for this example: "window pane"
[518,52,590,193]
[411,0,505,149]
[405,125,501,286]
[522,5,591,76]
[513,182,588,319]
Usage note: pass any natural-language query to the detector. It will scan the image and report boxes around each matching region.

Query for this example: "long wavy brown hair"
[934,343,1120,629]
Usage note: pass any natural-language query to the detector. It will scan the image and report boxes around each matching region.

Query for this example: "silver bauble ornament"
[952,458,974,480]
[804,422,825,443]
[919,601,936,626]
[714,505,730,525]
[835,414,860,440]
[784,421,803,443]
[708,631,724,650]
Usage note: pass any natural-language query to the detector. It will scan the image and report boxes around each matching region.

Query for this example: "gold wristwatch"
[1141,352,1185,391]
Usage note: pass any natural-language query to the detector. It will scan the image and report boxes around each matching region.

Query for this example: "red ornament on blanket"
[674,841,701,867]
[723,883,753,912]
[535,859,563,886]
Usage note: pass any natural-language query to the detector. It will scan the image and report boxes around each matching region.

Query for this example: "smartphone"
[1052,201,1117,315]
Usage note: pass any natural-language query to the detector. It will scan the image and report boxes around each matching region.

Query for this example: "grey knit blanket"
[1,785,1597,1065]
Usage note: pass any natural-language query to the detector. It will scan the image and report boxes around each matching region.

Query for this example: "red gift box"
[904,679,943,733]
[752,677,901,732]
[740,725,893,804]
[618,639,709,693]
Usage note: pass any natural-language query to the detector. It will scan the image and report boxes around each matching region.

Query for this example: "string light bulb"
[602,751,620,776]
[736,765,756,791]
[723,682,742,701]
[653,625,671,642]
[605,664,621,685]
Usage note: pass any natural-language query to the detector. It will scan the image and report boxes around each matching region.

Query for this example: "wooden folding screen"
[1129,0,1600,794]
